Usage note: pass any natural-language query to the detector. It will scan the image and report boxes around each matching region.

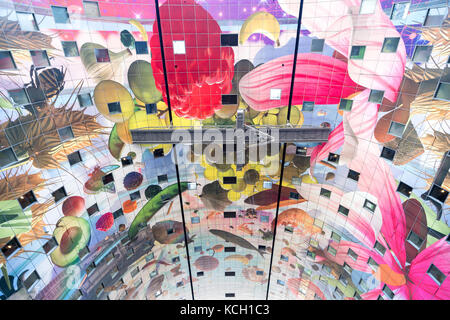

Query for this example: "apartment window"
[224,211,236,218]
[263,181,272,189]
[172,256,180,263]
[280,254,289,261]
[194,246,202,253]
[270,88,282,100]
[18,190,37,209]
[8,88,29,105]
[173,40,186,54]
[102,173,114,185]
[407,231,424,250]
[380,146,396,161]
[256,270,264,276]
[135,41,149,55]
[320,188,331,198]
[0,51,17,70]
[121,155,133,167]
[94,48,110,63]
[157,174,168,184]
[322,265,331,275]
[1,237,22,258]
[313,218,324,228]
[68,151,82,166]
[197,271,204,277]
[153,148,164,158]
[129,190,141,201]
[388,121,405,138]
[373,241,386,256]
[368,257,379,271]
[377,295,384,300]
[224,247,236,252]
[130,267,140,278]
[187,182,197,190]
[338,98,353,111]
[390,2,410,22]
[225,293,235,298]
[289,192,300,200]
[328,152,340,163]
[223,176,237,184]
[0,147,18,168]
[51,6,70,24]
[334,287,344,299]
[429,185,448,203]
[57,126,74,141]
[397,181,413,197]
[331,231,341,242]
[368,89,385,103]
[95,283,105,297]
[221,34,239,46]
[306,250,316,259]
[347,169,360,181]
[337,205,349,217]
[77,93,93,107]
[350,46,365,59]
[277,279,285,286]
[296,146,307,155]
[343,262,352,274]
[43,237,58,254]
[347,248,358,261]
[302,101,314,112]
[362,200,376,214]
[78,245,90,260]
[145,252,154,262]
[71,290,83,300]
[258,245,266,251]
[314,293,322,300]
[107,101,121,114]
[327,245,337,256]
[113,208,124,219]
[434,82,450,101]
[311,39,325,52]
[382,284,395,299]
[285,226,294,233]
[23,270,40,290]
[61,41,79,57]
[222,94,238,105]
[412,45,432,63]
[424,7,447,26]
[427,264,446,286]
[359,0,377,14]
[381,37,400,53]
[83,1,100,17]
[339,274,348,287]
[145,103,157,114]
[52,186,67,203]
[17,12,39,31]
[191,216,200,224]
[225,271,235,277]
[87,203,99,216]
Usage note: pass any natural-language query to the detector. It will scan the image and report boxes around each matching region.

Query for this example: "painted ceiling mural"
[0,0,448,300]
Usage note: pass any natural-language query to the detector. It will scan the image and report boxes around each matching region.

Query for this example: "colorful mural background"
[0,0,448,300]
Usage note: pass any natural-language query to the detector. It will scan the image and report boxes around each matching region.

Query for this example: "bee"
[25,64,66,101]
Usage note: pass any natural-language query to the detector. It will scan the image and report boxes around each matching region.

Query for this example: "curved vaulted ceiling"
[0,0,449,301]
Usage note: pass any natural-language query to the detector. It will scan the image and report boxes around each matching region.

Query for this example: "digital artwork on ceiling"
[0,0,448,301]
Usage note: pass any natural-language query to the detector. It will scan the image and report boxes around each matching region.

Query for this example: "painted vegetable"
[120,30,135,48]
[123,171,143,190]
[122,200,137,213]
[128,182,189,238]
[80,43,132,83]
[96,212,114,231]
[108,124,125,160]
[127,60,162,104]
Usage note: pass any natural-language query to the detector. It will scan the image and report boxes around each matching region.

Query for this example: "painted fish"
[209,229,266,257]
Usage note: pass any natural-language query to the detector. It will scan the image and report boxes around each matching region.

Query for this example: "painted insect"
[25,64,66,102]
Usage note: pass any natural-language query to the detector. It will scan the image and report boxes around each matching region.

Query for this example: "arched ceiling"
[0,0,449,301]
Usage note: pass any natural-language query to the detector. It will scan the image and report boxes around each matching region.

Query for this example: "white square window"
[187,182,197,190]
[17,12,39,31]
[173,41,186,54]
[263,181,272,189]
[270,88,282,100]
[388,121,406,138]
[359,0,377,14]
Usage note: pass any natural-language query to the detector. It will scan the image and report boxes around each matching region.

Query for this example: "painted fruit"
[123,171,143,190]
[128,60,162,104]
[51,216,91,267]
[96,212,114,231]
[145,185,163,200]
[61,196,85,217]
[93,80,135,123]
[123,200,138,213]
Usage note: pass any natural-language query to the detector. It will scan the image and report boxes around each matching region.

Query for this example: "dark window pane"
[302,101,314,112]
[328,152,340,163]
[380,147,395,161]
[388,121,405,137]
[434,82,450,101]
[135,41,149,54]
[51,6,70,24]
[102,173,114,185]
[223,176,237,184]
[397,181,413,197]
[374,241,386,256]
[338,205,349,216]
[94,48,110,62]
[8,88,30,105]
[311,39,324,52]
[0,51,16,70]
[221,34,239,46]
[381,37,400,53]
[225,271,235,276]
[429,184,448,203]
[222,94,238,105]
[23,270,40,290]
[87,203,99,216]
[107,101,121,114]
[18,190,37,209]
[224,211,236,218]
[153,148,164,158]
[225,293,235,297]
[338,99,353,111]
[43,237,58,254]
[350,46,365,59]
[368,89,384,103]
[1,237,22,258]
[157,174,168,184]
[320,188,331,198]
[427,264,446,285]
[61,41,79,57]
[407,231,424,249]
[52,186,67,203]
[129,191,141,201]
[0,147,18,168]
[363,199,377,212]
[68,151,82,166]
[145,103,157,114]
[121,155,133,166]
[347,169,360,181]
[77,93,93,107]
[224,247,235,252]
[412,45,432,63]
[57,126,74,141]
